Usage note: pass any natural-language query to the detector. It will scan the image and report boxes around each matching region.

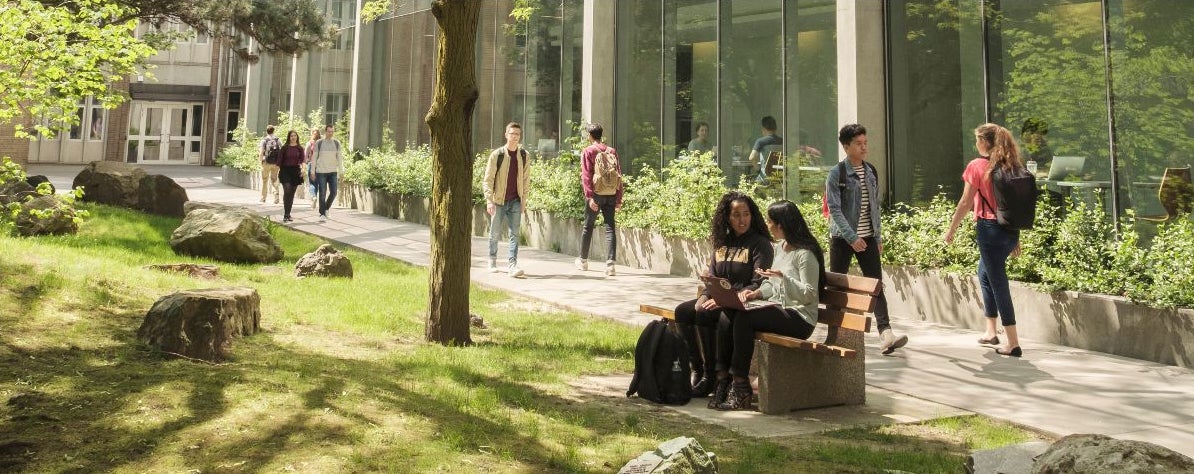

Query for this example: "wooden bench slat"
[756,332,858,359]
[821,289,875,314]
[825,272,881,295]
[817,308,872,333]
[639,304,675,319]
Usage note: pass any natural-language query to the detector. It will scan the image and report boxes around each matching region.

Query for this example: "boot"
[707,377,731,409]
[716,380,754,411]
[879,328,909,355]
[691,373,717,398]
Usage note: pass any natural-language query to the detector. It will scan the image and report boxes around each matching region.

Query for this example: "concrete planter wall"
[222,166,259,189]
[339,181,713,277]
[884,266,1194,368]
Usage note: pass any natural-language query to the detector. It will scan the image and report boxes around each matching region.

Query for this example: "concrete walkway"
[27,164,1194,456]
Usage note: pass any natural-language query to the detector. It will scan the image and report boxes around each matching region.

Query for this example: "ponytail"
[975,123,1024,179]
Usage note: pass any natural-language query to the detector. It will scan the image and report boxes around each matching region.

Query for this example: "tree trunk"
[424,0,479,345]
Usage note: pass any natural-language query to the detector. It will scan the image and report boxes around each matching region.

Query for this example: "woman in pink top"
[944,123,1025,357]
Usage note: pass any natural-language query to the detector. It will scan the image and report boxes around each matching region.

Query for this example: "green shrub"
[342,131,433,197]
[1037,197,1123,294]
[1141,218,1194,307]
[619,151,726,239]
[882,191,979,273]
[524,150,583,219]
[215,119,261,172]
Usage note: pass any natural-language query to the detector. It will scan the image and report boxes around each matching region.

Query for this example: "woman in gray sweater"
[716,200,826,411]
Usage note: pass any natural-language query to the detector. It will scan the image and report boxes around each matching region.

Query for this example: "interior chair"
[1139,166,1193,222]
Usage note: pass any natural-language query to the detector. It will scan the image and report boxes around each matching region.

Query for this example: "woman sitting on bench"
[675,191,773,407]
[717,199,826,411]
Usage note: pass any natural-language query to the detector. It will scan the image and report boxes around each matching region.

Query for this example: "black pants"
[580,195,617,261]
[674,298,733,374]
[279,165,303,218]
[829,236,891,332]
[730,305,815,377]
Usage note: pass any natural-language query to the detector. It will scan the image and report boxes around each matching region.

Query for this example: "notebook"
[700,275,778,311]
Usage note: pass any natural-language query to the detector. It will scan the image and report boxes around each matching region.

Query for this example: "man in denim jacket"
[825,124,908,354]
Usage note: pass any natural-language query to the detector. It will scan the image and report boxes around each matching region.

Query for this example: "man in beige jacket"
[482,122,531,277]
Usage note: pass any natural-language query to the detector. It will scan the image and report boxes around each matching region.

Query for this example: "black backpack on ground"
[981,163,1038,230]
[627,319,692,405]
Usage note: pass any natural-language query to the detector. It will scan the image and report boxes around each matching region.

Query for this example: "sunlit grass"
[0,204,1045,473]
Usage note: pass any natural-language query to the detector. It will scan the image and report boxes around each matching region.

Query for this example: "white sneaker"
[318,214,327,223]
[311,198,317,210]
[574,258,588,271]
[605,260,616,277]
[508,262,524,278]
[487,259,499,273]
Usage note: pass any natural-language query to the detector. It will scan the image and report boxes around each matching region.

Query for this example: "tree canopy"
[1,0,335,137]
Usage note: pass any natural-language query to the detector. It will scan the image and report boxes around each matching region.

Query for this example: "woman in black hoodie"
[674,191,773,408]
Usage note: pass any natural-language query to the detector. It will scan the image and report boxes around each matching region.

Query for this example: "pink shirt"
[962,157,998,220]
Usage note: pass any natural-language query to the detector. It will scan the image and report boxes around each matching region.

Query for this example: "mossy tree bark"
[424,0,479,345]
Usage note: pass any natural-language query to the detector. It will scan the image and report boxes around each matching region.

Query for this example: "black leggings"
[675,298,735,374]
[729,305,815,377]
[279,165,303,218]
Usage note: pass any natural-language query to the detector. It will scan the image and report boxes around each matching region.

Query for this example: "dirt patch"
[270,324,417,361]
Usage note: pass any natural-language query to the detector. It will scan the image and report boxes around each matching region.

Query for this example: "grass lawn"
[0,204,1044,473]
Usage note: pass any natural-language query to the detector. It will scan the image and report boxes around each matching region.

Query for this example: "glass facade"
[364,0,581,157]
[619,0,838,201]
[889,0,1194,218]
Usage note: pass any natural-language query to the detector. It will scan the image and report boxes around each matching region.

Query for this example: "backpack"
[626,319,692,405]
[264,137,282,165]
[593,146,622,196]
[980,163,1038,230]
[822,160,877,218]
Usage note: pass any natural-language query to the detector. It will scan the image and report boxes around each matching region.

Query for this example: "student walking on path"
[259,125,282,204]
[482,122,531,277]
[304,128,321,211]
[277,130,306,222]
[944,123,1026,357]
[575,122,623,277]
[824,123,908,355]
[312,125,343,223]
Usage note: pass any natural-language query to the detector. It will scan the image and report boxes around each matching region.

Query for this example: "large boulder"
[137,174,189,217]
[619,437,717,474]
[294,244,353,278]
[1033,434,1194,473]
[183,201,259,216]
[170,208,283,263]
[14,195,78,236]
[137,287,261,362]
[72,161,146,208]
[24,175,54,195]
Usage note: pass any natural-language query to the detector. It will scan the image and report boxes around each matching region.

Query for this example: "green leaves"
[0,0,157,137]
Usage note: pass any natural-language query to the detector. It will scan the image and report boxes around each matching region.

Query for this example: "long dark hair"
[767,200,826,295]
[710,191,771,249]
[285,130,301,147]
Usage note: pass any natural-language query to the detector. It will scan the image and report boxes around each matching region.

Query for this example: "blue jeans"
[316,172,338,216]
[976,219,1020,327]
[488,198,522,263]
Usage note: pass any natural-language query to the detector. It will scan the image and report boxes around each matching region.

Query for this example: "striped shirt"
[854,165,873,238]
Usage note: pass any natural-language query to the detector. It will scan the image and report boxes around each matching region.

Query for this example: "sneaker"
[282,216,293,223]
[318,214,327,223]
[605,260,616,277]
[508,262,524,278]
[487,259,499,273]
[274,197,280,204]
[574,258,588,271]
[259,197,266,203]
[879,329,909,355]
[311,198,317,210]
